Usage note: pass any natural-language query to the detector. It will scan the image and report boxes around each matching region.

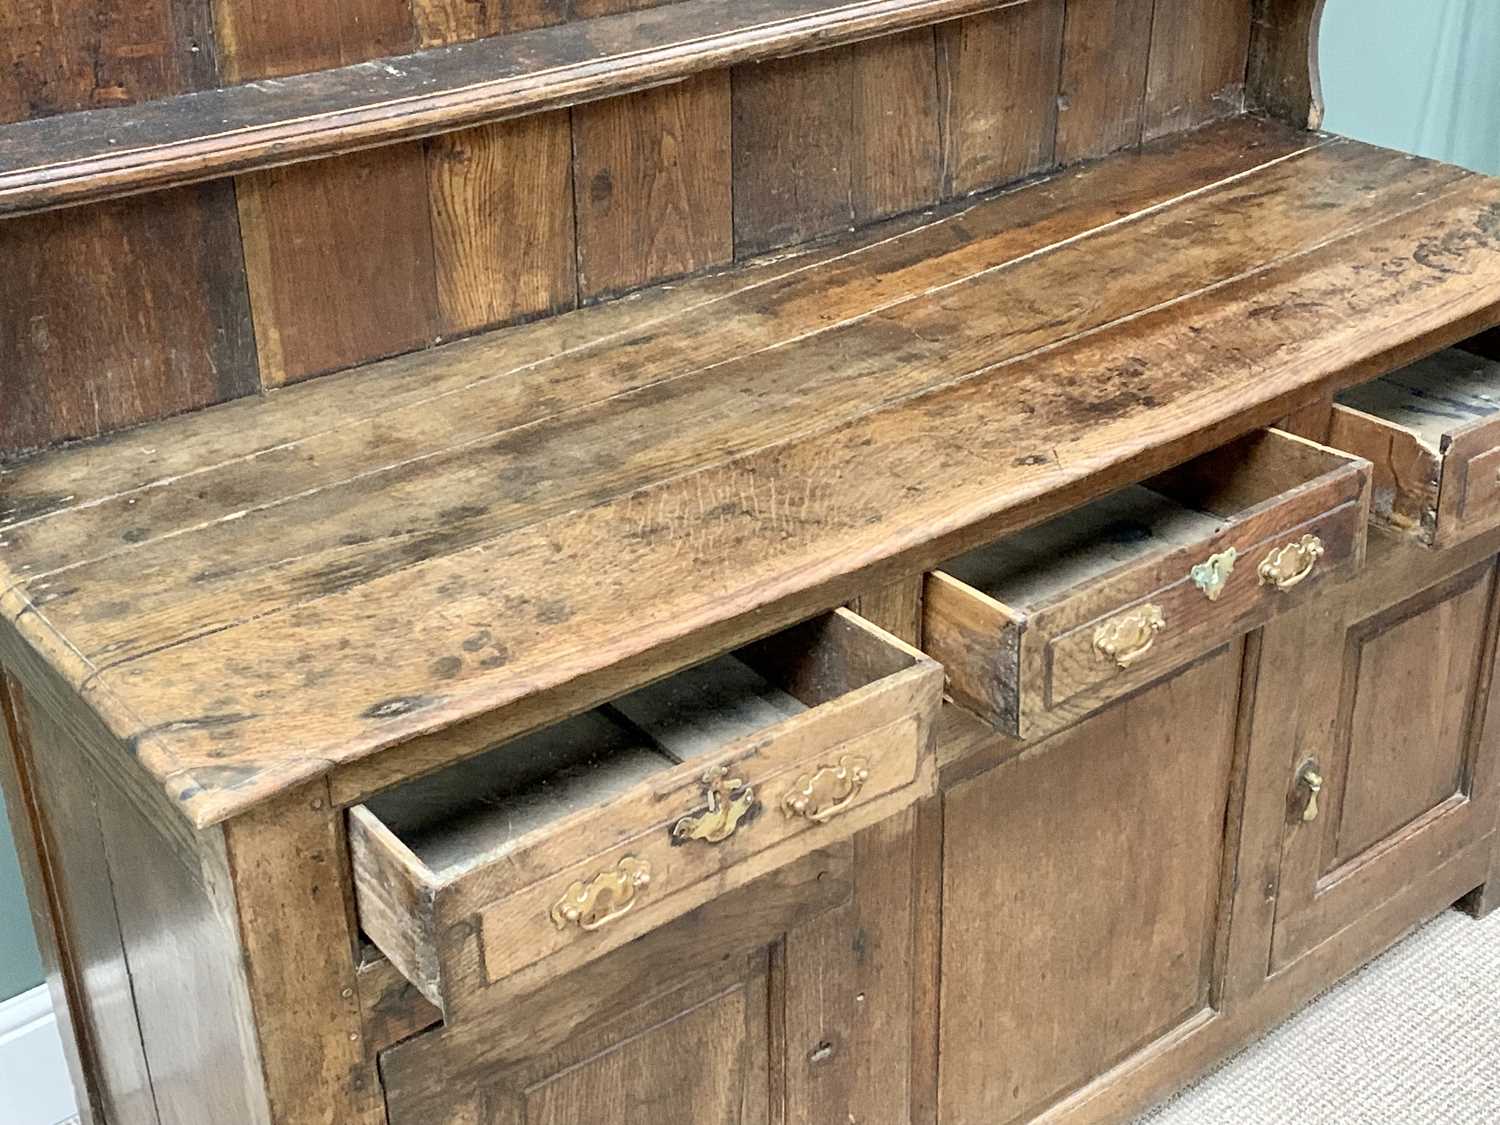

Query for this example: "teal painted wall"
[1,809,42,1001]
[1,0,1498,1005]
[1321,0,1500,176]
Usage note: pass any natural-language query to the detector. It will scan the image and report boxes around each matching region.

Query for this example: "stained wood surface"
[0,0,1017,219]
[938,644,1243,1123]
[1268,535,1500,969]
[5,120,1500,827]
[936,0,1065,195]
[0,183,259,456]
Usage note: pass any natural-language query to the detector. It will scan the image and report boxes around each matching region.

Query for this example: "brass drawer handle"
[550,857,652,933]
[1259,534,1324,591]
[673,765,756,845]
[1092,604,1167,669]
[1190,547,1238,602]
[783,755,870,823]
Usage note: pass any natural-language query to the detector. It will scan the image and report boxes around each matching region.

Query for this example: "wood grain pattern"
[1144,0,1253,140]
[0,675,113,1125]
[218,0,437,387]
[378,843,854,1113]
[222,786,385,1125]
[0,184,258,459]
[1247,0,1328,128]
[426,115,578,334]
[0,0,1012,219]
[1055,0,1155,163]
[938,644,1243,1123]
[734,28,942,254]
[0,0,216,124]
[936,0,1065,196]
[848,28,943,224]
[573,71,733,300]
[5,127,1499,827]
[1269,539,1500,969]
[1,125,1344,661]
[416,0,578,337]
[732,48,857,256]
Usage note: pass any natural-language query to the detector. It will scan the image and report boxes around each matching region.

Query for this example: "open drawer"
[349,609,941,1018]
[924,429,1371,740]
[1332,348,1500,549]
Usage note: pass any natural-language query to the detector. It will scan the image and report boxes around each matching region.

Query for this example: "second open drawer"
[1331,347,1500,550]
[349,609,941,1018]
[925,429,1372,740]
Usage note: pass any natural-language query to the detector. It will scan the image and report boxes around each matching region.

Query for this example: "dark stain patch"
[1247,300,1330,322]
[129,712,258,751]
[462,630,492,652]
[439,503,488,524]
[431,655,463,679]
[479,648,511,669]
[121,527,150,544]
[179,763,265,792]
[1013,453,1050,467]
[590,169,613,204]
[362,695,441,721]
[0,492,78,525]
[535,599,573,625]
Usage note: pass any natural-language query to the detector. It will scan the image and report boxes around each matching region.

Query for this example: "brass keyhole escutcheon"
[673,765,756,845]
[1296,761,1324,823]
[1190,547,1238,602]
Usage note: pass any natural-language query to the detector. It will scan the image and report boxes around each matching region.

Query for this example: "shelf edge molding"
[0,0,1018,220]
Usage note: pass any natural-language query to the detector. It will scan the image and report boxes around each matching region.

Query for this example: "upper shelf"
[4,117,1500,827]
[0,0,1005,219]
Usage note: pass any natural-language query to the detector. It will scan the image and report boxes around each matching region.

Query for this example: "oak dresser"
[4,2,1500,1122]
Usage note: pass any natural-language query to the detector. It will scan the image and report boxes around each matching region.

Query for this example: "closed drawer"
[349,609,941,1018]
[925,429,1371,740]
[1332,347,1500,549]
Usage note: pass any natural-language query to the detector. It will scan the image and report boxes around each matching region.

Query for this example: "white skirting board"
[0,986,79,1125]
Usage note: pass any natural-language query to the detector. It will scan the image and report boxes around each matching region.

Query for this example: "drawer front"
[350,610,942,1020]
[475,711,923,986]
[1328,397,1500,551]
[1442,422,1500,547]
[1042,501,1364,711]
[926,430,1370,740]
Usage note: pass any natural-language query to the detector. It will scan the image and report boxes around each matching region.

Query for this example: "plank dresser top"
[4,116,1500,827]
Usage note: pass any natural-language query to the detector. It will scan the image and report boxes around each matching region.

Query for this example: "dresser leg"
[224,784,388,1125]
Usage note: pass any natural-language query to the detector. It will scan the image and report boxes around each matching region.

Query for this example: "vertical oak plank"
[848,29,943,224]
[0,675,109,1125]
[1246,0,1328,129]
[218,0,440,387]
[417,0,579,336]
[574,71,734,300]
[1144,0,1253,140]
[0,184,259,459]
[223,784,385,1125]
[0,0,215,123]
[733,50,856,257]
[784,812,919,1125]
[1055,0,1156,164]
[936,1,1066,197]
[3,681,160,1125]
[427,115,578,334]
[0,0,256,459]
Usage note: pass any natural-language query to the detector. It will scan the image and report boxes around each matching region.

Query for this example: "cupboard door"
[379,815,922,1125]
[937,644,1245,1124]
[1268,545,1500,968]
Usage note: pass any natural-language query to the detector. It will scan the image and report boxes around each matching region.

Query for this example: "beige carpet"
[1138,908,1500,1123]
